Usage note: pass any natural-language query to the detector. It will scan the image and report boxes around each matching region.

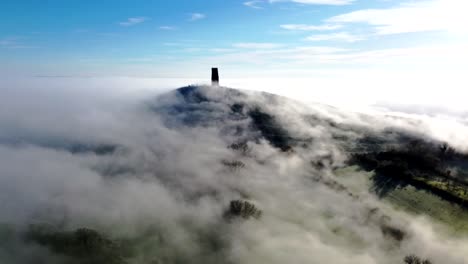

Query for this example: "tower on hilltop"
[211,68,219,86]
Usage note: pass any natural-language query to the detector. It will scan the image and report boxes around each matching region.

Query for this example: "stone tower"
[211,68,219,86]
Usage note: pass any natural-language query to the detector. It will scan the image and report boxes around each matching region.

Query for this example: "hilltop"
[0,84,467,264]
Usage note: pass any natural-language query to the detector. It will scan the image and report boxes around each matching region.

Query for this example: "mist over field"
[0,78,467,264]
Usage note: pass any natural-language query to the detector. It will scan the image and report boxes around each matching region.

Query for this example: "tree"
[404,255,433,264]
[226,200,262,220]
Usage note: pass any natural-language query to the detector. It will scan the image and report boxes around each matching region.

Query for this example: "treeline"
[352,139,468,206]
[225,200,262,220]
[404,255,433,264]
[25,225,127,264]
[354,140,452,178]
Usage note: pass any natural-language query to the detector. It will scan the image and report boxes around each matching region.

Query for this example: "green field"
[334,166,468,235]
[384,186,468,234]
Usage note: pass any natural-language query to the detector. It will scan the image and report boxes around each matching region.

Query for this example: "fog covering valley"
[0,80,468,264]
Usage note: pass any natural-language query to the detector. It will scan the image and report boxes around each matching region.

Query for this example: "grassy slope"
[421,178,468,201]
[385,186,468,234]
[334,166,468,235]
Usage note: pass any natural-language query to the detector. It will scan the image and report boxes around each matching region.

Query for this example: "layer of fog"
[0,77,467,263]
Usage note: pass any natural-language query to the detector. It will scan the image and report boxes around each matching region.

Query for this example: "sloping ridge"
[153,85,297,151]
[159,85,468,210]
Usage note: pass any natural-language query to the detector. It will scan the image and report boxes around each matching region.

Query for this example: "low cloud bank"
[0,80,467,263]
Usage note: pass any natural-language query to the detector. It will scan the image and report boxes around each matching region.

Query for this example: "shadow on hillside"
[352,139,468,204]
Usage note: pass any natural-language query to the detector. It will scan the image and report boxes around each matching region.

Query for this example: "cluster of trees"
[25,225,127,264]
[229,141,250,154]
[353,139,448,178]
[248,107,292,152]
[225,200,262,220]
[404,254,433,264]
[230,103,245,115]
[352,139,468,198]
[221,160,246,170]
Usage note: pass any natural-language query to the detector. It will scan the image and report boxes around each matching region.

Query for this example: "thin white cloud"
[74,29,90,33]
[327,0,468,35]
[189,13,206,21]
[244,1,264,9]
[125,57,155,63]
[159,26,177,30]
[167,39,467,74]
[233,42,283,49]
[210,48,237,53]
[0,39,14,46]
[97,32,120,37]
[193,45,350,68]
[305,32,365,42]
[182,47,202,53]
[163,42,182,46]
[269,0,354,5]
[0,37,36,49]
[280,24,343,31]
[119,17,149,27]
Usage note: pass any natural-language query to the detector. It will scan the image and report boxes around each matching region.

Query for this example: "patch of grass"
[423,179,468,200]
[385,186,468,234]
[351,139,468,207]
[334,166,468,235]
[404,176,468,206]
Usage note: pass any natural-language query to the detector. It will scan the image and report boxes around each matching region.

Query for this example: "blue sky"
[0,0,467,79]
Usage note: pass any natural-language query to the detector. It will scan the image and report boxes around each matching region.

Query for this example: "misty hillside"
[0,85,468,264]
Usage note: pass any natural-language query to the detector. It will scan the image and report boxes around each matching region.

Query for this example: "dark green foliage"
[229,141,250,154]
[363,207,407,243]
[404,254,433,264]
[230,103,245,114]
[226,200,262,220]
[311,174,357,198]
[221,160,246,170]
[439,142,456,160]
[248,107,292,151]
[2,139,119,156]
[352,140,468,202]
[177,86,210,103]
[68,144,118,155]
[380,224,405,242]
[353,139,443,177]
[311,154,334,170]
[25,225,127,264]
